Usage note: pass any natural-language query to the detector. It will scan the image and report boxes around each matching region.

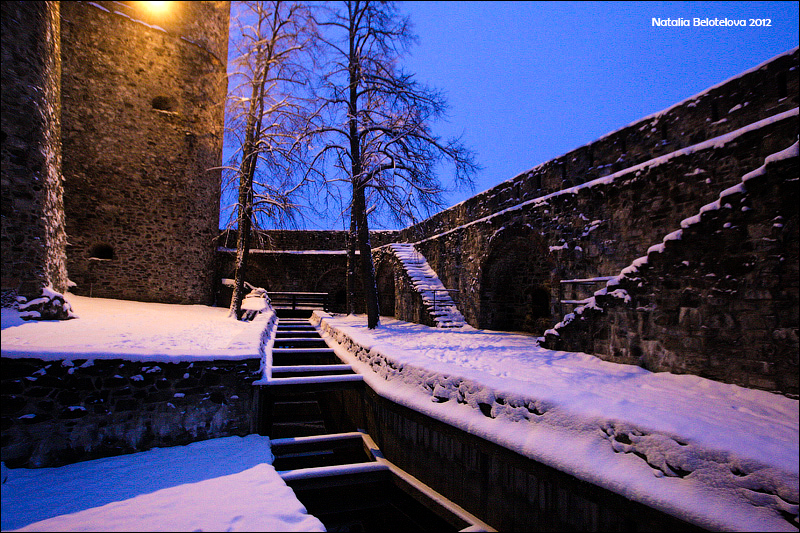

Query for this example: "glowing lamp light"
[142,1,170,15]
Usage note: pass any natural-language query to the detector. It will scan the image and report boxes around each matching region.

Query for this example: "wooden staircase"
[255,309,493,532]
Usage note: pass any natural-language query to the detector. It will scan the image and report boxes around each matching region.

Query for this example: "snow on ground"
[1,435,324,532]
[1,294,271,361]
[1,295,321,532]
[2,294,798,531]
[314,313,799,532]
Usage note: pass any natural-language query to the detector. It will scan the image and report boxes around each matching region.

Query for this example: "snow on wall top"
[314,312,799,532]
[1,294,270,362]
[413,107,798,246]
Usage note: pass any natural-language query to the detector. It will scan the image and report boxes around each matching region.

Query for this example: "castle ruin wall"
[1,1,68,302]
[399,48,799,244]
[60,1,230,305]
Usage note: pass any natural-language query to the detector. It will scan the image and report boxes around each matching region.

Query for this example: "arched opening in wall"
[89,244,114,260]
[375,260,397,317]
[479,228,554,335]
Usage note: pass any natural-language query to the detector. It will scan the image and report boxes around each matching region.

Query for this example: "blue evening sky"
[220,1,799,230]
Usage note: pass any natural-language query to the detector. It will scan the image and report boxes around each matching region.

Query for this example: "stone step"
[272,365,356,379]
[265,374,365,394]
[271,432,374,472]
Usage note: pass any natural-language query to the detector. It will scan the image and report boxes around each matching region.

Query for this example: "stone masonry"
[1,357,260,468]
[60,1,230,304]
[1,1,69,302]
[544,146,799,395]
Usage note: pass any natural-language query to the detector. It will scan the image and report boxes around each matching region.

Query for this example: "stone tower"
[1,1,68,303]
[60,1,230,304]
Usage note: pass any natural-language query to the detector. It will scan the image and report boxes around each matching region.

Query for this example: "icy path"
[389,243,467,328]
[315,313,799,532]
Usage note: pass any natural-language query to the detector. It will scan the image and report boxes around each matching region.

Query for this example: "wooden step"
[265,374,364,393]
[273,338,329,348]
[272,350,341,366]
[272,365,356,378]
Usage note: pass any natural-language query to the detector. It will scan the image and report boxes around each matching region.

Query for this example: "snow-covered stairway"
[389,243,467,328]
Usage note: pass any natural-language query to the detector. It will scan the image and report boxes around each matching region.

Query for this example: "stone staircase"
[388,243,467,328]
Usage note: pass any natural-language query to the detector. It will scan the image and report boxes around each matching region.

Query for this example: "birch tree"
[309,0,477,328]
[224,0,317,319]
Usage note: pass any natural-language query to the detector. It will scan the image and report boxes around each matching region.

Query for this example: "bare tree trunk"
[352,182,379,328]
[346,212,357,315]
[229,39,267,319]
[230,207,252,319]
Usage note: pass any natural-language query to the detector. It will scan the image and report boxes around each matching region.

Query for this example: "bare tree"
[224,0,317,319]
[308,0,477,328]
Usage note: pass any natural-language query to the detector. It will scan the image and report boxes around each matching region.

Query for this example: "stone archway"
[374,254,398,317]
[479,226,554,334]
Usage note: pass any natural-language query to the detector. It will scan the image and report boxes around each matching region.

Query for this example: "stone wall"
[362,49,799,395]
[61,1,230,305]
[400,111,797,333]
[545,148,799,396]
[372,247,434,325]
[1,1,68,302]
[399,48,799,245]
[1,356,260,468]
[386,50,799,340]
[313,314,704,531]
[218,229,399,251]
[215,229,400,312]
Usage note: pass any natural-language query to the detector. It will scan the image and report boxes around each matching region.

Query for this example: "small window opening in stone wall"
[560,162,567,182]
[89,244,115,260]
[151,96,176,112]
[660,122,668,140]
[711,101,720,122]
[619,135,626,154]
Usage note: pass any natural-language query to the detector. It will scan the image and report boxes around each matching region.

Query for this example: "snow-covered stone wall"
[400,48,799,245]
[545,143,799,396]
[408,109,798,334]
[1,357,260,468]
[379,49,799,395]
[60,1,230,305]
[1,1,69,303]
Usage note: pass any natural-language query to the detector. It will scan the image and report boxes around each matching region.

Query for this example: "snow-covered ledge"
[310,311,799,532]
